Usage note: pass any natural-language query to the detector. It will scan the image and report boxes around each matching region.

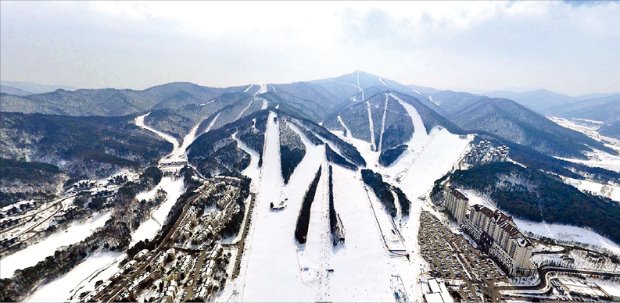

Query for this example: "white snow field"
[233,112,316,301]
[562,177,620,202]
[131,176,186,244]
[514,219,620,255]
[68,253,126,302]
[226,110,419,302]
[329,165,413,302]
[25,252,121,302]
[384,94,473,199]
[0,211,111,279]
[550,117,620,173]
[236,98,255,120]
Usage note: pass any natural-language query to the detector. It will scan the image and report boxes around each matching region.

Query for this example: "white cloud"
[1,1,619,95]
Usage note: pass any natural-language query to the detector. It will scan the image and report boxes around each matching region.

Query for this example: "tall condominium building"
[444,187,535,276]
[445,187,468,224]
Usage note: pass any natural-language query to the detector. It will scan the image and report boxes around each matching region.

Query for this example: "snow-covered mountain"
[2,71,620,302]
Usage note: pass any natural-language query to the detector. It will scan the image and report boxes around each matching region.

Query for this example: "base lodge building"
[445,187,535,276]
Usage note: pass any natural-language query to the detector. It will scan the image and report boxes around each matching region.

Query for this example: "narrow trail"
[134,113,180,161]
[337,115,352,138]
[378,94,389,152]
[356,70,365,101]
[243,84,254,93]
[316,159,331,302]
[367,101,376,151]
[205,113,220,133]
[237,99,255,120]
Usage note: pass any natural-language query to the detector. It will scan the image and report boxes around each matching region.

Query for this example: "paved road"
[498,265,620,291]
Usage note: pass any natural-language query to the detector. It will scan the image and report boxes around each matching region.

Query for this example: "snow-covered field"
[233,112,317,301]
[25,252,122,302]
[0,211,111,279]
[329,165,412,302]
[591,278,620,298]
[514,219,620,255]
[550,117,620,173]
[562,177,620,202]
[131,176,186,244]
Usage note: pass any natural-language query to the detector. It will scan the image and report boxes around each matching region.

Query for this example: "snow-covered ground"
[179,121,201,155]
[68,253,126,302]
[0,211,111,279]
[562,177,620,202]
[329,165,412,302]
[243,84,254,93]
[131,176,185,244]
[590,278,620,298]
[233,112,317,301]
[329,95,472,301]
[135,112,209,165]
[428,95,438,106]
[514,219,620,255]
[550,117,620,172]
[559,149,620,173]
[25,252,122,302]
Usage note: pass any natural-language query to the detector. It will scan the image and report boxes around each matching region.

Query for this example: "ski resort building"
[444,187,535,276]
[463,205,535,276]
[463,140,509,166]
[445,187,468,224]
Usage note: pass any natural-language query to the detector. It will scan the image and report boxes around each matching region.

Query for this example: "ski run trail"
[378,93,389,152]
[337,115,352,138]
[322,94,473,301]
[366,101,376,152]
[355,70,365,101]
[216,98,473,301]
[238,84,268,120]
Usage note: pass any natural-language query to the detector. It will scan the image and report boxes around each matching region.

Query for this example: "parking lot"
[419,211,508,302]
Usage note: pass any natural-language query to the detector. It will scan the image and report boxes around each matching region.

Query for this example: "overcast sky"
[1,1,619,95]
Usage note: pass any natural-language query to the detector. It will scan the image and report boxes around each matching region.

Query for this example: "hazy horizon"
[2,1,619,95]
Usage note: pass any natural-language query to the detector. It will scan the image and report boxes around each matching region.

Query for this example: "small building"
[424,278,454,303]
